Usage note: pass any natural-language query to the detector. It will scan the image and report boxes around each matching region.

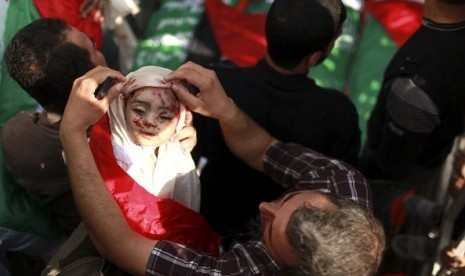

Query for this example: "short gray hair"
[286,195,385,276]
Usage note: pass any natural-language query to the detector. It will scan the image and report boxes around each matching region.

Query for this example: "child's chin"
[138,139,161,148]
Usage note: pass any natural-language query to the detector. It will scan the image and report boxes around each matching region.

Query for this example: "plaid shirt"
[264,143,372,210]
[146,142,372,275]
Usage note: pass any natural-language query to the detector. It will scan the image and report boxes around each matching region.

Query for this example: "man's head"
[5,18,105,115]
[265,0,346,70]
[259,191,385,275]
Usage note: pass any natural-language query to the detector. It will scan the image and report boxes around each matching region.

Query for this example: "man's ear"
[305,51,323,68]
[306,34,339,68]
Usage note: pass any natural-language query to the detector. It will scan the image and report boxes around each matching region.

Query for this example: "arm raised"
[166,61,278,172]
[60,66,154,276]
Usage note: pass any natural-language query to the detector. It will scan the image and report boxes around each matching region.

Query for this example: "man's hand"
[450,150,465,198]
[80,0,106,22]
[165,61,236,124]
[441,242,465,270]
[61,66,125,137]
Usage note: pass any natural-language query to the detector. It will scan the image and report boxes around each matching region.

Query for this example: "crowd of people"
[0,0,464,275]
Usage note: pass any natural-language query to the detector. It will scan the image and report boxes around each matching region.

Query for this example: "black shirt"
[194,59,361,235]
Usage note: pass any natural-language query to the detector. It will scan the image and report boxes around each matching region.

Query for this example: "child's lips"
[139,131,155,137]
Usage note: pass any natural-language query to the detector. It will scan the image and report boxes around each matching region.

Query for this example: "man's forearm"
[60,127,153,274]
[219,98,277,172]
[61,128,126,244]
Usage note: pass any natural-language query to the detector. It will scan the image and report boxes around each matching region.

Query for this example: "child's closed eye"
[133,108,146,116]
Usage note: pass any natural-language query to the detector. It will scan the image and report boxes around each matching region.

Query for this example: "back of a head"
[5,18,95,115]
[286,196,385,275]
[265,0,346,69]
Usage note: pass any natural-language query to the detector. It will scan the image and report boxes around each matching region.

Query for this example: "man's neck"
[264,55,309,75]
[424,0,465,24]
[46,111,62,124]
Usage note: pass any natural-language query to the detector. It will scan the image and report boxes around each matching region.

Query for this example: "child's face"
[124,87,180,147]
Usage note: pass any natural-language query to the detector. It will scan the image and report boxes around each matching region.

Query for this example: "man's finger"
[166,62,212,90]
[101,82,122,105]
[172,82,203,111]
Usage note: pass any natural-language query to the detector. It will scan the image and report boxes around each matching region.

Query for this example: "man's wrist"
[60,125,88,147]
[219,98,240,126]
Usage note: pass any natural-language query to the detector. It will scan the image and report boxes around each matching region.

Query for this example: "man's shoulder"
[315,87,358,114]
[319,86,352,100]
[4,110,37,124]
[2,111,38,139]
[2,111,60,150]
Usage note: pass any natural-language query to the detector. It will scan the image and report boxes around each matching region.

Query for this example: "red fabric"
[364,0,423,47]
[205,0,267,67]
[206,0,422,65]
[235,0,253,13]
[89,115,220,256]
[32,0,103,50]
[389,188,416,228]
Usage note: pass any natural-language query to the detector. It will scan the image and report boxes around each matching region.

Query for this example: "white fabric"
[0,0,10,87]
[103,0,140,28]
[108,66,200,211]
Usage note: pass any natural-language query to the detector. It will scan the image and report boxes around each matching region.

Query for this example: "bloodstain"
[151,89,180,112]
[133,116,155,129]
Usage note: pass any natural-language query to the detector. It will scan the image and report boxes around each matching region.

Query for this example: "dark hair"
[5,18,95,114]
[285,195,385,276]
[265,0,346,69]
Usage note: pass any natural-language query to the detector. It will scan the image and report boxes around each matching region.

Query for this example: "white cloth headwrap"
[108,66,200,211]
